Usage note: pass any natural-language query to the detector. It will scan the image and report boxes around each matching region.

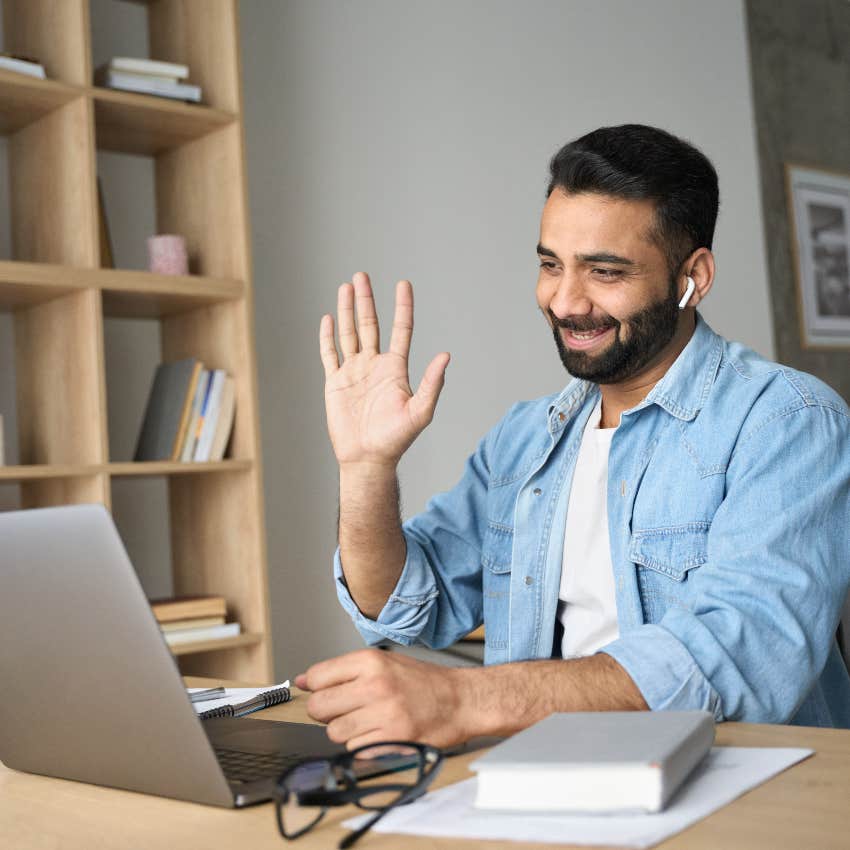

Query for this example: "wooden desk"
[2,681,850,850]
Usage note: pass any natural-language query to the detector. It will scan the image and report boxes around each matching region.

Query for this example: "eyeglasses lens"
[279,759,334,838]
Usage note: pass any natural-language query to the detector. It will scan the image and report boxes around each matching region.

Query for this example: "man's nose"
[548,273,593,320]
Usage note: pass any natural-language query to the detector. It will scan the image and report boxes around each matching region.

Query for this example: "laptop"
[0,504,415,806]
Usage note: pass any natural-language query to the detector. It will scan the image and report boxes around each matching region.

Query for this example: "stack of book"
[94,57,202,103]
[0,53,46,79]
[151,595,241,647]
[134,358,237,463]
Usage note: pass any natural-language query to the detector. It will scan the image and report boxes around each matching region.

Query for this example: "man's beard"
[549,282,680,384]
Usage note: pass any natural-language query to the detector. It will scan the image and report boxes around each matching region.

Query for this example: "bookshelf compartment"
[2,0,91,87]
[169,469,271,679]
[90,0,240,114]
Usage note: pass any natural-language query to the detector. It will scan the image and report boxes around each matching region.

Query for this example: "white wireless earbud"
[678,276,696,310]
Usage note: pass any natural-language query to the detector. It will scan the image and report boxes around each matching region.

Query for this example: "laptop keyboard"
[215,747,305,784]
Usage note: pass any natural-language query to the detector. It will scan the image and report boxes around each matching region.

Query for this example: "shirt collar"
[546,313,724,427]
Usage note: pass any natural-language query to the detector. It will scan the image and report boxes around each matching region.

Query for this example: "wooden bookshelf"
[0,0,272,681]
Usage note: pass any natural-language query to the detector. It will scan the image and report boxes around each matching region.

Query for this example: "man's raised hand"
[319,272,450,469]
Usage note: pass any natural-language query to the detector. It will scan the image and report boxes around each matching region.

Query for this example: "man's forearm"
[450,653,648,740]
[338,462,407,619]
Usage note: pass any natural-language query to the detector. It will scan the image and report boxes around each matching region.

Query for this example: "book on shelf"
[107,56,190,80]
[150,594,227,624]
[159,615,226,633]
[95,66,202,103]
[0,54,46,79]
[470,711,715,814]
[134,358,203,461]
[208,375,236,462]
[163,621,241,647]
[179,368,210,461]
[193,369,227,461]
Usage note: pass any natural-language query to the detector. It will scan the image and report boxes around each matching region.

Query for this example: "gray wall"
[0,2,774,678]
[745,0,850,400]
[240,0,771,677]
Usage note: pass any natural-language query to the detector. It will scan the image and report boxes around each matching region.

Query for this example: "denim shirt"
[334,315,850,727]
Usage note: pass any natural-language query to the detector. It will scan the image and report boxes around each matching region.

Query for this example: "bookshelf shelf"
[0,72,82,135]
[0,262,243,317]
[107,460,252,478]
[169,632,263,657]
[92,87,235,155]
[0,465,99,481]
[0,0,272,682]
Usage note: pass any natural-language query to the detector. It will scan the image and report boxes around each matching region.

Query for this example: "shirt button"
[558,412,565,421]
[524,576,533,585]
[533,487,542,496]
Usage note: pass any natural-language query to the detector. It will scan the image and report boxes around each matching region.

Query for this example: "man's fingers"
[409,352,451,428]
[318,314,340,377]
[388,279,414,359]
[326,705,383,746]
[352,272,380,353]
[307,680,371,724]
[337,282,359,359]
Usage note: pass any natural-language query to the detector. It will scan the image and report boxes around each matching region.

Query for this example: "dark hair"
[546,124,719,274]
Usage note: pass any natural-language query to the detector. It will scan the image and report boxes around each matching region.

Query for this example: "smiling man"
[298,125,850,749]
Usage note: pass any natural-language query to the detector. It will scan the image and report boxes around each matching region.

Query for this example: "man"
[296,125,850,750]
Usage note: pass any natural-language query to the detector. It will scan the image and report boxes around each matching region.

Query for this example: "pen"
[189,686,226,703]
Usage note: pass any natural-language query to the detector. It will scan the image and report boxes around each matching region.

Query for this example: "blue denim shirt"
[335,315,850,727]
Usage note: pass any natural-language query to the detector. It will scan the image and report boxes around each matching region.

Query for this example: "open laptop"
[0,504,415,806]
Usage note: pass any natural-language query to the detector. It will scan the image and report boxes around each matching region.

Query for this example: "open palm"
[319,273,450,468]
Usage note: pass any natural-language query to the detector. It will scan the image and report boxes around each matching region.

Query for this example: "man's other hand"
[319,272,450,470]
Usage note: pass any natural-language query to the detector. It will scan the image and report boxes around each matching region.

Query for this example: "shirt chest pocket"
[481,522,512,656]
[629,522,710,623]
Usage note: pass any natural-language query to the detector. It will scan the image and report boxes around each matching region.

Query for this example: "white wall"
[239,0,771,677]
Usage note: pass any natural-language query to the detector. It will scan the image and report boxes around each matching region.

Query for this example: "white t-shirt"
[557,396,620,658]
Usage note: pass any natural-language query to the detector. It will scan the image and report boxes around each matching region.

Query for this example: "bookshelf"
[0,0,272,680]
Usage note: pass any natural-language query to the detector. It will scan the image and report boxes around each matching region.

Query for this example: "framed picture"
[786,164,850,348]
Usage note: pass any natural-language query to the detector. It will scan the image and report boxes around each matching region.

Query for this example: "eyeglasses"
[273,741,443,849]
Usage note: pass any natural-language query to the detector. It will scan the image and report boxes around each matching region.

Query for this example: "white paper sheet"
[344,747,812,847]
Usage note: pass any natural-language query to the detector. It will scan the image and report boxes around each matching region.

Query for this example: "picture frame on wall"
[786,164,850,349]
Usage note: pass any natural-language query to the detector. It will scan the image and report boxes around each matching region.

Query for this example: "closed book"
[470,711,715,813]
[163,621,240,646]
[108,56,190,79]
[150,595,227,623]
[159,615,226,633]
[0,55,46,79]
[133,359,202,461]
[208,375,236,461]
[179,368,209,461]
[193,369,226,461]
[95,67,202,102]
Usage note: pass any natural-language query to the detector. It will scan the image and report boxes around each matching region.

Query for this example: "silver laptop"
[0,504,413,806]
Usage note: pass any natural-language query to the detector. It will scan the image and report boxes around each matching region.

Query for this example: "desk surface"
[3,679,850,850]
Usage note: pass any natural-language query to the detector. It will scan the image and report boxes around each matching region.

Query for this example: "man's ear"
[678,248,715,309]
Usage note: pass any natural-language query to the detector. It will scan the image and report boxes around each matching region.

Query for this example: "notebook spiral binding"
[198,686,292,720]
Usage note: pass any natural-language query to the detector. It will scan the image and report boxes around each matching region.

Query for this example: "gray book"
[470,711,714,813]
[134,359,202,461]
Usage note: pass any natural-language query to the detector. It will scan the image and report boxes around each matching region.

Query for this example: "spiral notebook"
[188,681,292,720]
